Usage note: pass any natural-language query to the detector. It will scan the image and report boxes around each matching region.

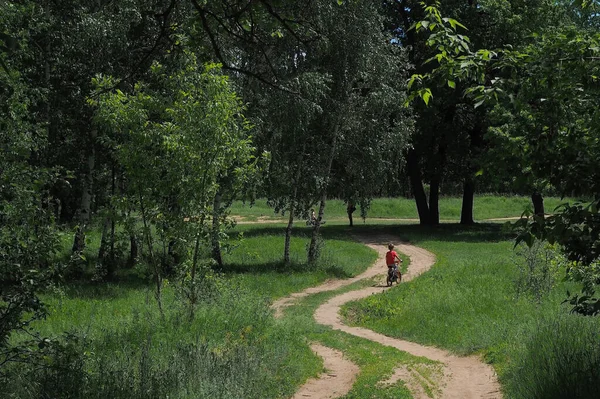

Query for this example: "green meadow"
[230,195,576,221]
[12,196,598,398]
[342,224,600,398]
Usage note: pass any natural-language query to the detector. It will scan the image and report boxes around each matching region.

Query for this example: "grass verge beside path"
[280,278,441,399]
[15,223,377,399]
[223,223,377,298]
[230,195,575,221]
[341,224,600,398]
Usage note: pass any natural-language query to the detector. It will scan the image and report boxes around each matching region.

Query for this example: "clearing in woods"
[273,234,502,399]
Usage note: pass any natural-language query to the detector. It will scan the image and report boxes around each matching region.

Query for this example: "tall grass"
[503,313,600,399]
[6,283,316,399]
[5,224,376,399]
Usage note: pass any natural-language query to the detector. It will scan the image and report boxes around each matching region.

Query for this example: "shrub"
[514,241,563,303]
[504,313,600,399]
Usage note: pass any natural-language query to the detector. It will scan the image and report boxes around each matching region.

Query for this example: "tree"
[1,0,191,269]
[0,32,60,376]
[409,1,600,313]
[391,0,560,225]
[300,1,411,264]
[94,54,262,315]
[190,0,411,265]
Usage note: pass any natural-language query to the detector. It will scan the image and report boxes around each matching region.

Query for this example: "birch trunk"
[211,191,223,268]
[72,128,97,253]
[284,156,304,265]
[308,134,338,265]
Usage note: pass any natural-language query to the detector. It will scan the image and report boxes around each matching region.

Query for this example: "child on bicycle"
[385,243,402,280]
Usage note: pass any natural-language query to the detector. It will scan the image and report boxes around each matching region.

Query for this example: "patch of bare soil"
[234,216,285,224]
[379,364,443,398]
[291,343,359,399]
[275,234,503,399]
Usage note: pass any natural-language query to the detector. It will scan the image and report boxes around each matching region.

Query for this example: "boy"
[385,243,402,282]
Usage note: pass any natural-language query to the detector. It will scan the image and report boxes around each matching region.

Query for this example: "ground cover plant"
[222,224,377,298]
[342,224,600,398]
[4,0,600,397]
[4,223,376,398]
[278,278,440,399]
[230,195,575,222]
[8,282,315,399]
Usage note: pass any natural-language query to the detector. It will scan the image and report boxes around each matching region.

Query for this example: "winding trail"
[273,235,502,399]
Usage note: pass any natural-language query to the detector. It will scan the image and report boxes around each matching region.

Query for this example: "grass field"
[222,226,377,298]
[12,224,377,399]
[18,205,599,398]
[341,224,600,398]
[230,195,576,221]
[279,279,440,398]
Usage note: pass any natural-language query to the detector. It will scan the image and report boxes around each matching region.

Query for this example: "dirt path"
[275,235,502,399]
[234,216,524,225]
[291,343,359,399]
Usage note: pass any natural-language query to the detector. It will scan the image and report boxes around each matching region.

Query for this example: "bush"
[514,241,563,303]
[504,313,600,399]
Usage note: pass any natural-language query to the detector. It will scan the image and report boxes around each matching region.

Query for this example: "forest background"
[2,0,600,397]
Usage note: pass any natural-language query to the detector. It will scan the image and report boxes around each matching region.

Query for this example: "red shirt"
[386,250,398,266]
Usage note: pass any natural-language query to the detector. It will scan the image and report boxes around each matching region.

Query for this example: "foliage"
[515,199,600,314]
[513,241,564,303]
[408,1,600,313]
[3,225,377,398]
[342,225,600,395]
[503,313,600,399]
[92,54,264,313]
[0,49,62,375]
[211,0,413,263]
[4,284,312,399]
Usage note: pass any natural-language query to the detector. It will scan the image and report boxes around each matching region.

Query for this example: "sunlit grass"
[341,224,600,397]
[20,223,376,399]
[230,195,576,222]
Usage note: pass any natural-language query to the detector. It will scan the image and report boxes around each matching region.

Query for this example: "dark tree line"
[3,0,600,382]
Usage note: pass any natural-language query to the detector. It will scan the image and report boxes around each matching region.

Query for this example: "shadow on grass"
[220,260,352,278]
[57,280,150,300]
[222,260,301,274]
[233,222,515,244]
[59,222,514,299]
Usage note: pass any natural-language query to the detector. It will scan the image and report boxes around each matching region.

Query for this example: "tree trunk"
[72,128,97,253]
[532,191,545,217]
[188,212,204,321]
[211,191,223,268]
[346,201,356,227]
[461,113,484,226]
[96,217,113,279]
[110,164,116,261]
[407,149,430,225]
[284,202,295,266]
[308,134,338,265]
[308,191,327,265]
[428,129,448,226]
[189,233,202,320]
[139,193,163,317]
[429,177,440,225]
[460,178,475,225]
[284,152,305,265]
[127,234,138,268]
